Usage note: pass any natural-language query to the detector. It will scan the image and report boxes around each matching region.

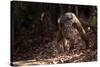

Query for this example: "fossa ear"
[58,16,62,24]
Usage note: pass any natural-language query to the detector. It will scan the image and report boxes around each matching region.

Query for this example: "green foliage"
[89,15,97,27]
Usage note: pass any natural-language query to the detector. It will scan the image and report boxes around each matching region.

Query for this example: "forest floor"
[11,49,97,66]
